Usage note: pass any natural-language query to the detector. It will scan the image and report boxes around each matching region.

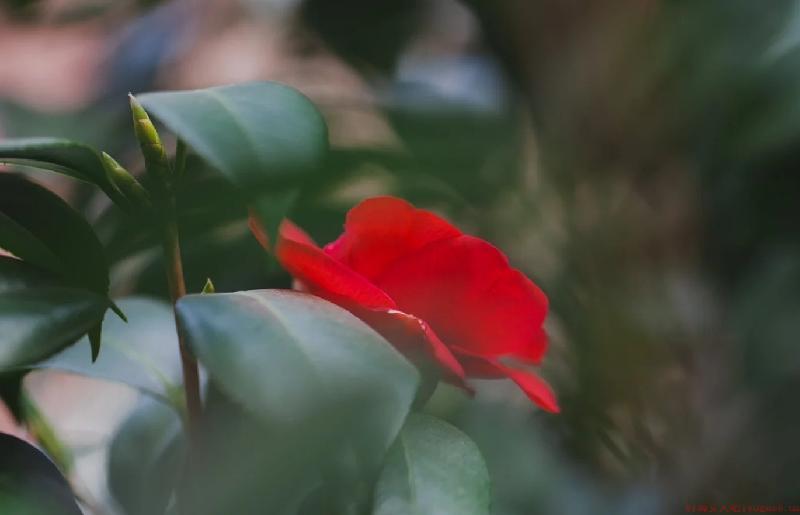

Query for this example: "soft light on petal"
[377,235,548,363]
[324,196,461,281]
[360,308,467,384]
[248,197,557,413]
[497,364,560,413]
[249,213,396,309]
[453,349,559,413]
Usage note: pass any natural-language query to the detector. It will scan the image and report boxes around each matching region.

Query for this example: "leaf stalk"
[162,215,202,437]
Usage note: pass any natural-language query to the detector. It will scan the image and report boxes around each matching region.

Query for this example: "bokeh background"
[2,0,799,513]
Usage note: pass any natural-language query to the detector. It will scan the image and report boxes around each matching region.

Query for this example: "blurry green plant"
[0,82,505,514]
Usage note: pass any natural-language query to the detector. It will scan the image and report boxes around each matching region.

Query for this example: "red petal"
[248,213,318,251]
[248,211,465,382]
[248,212,396,310]
[376,235,549,363]
[248,210,272,250]
[497,364,560,413]
[280,219,318,247]
[359,308,466,384]
[453,350,559,413]
[450,350,507,378]
[324,196,461,281]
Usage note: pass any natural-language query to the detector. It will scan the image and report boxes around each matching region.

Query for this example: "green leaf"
[0,174,110,295]
[373,414,491,515]
[178,384,373,515]
[88,320,102,362]
[0,175,116,360]
[0,137,123,203]
[35,297,182,403]
[176,289,418,438]
[138,82,328,190]
[0,257,107,369]
[175,290,419,514]
[0,433,82,515]
[0,212,61,274]
[139,82,328,244]
[108,397,185,515]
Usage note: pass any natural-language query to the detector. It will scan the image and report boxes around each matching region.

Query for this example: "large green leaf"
[0,257,107,369]
[35,297,182,402]
[138,82,328,189]
[139,82,328,243]
[373,413,491,515]
[108,397,185,515]
[0,174,115,361]
[0,137,122,202]
[176,289,418,437]
[0,433,82,515]
[175,290,419,514]
[179,383,378,515]
[0,174,110,295]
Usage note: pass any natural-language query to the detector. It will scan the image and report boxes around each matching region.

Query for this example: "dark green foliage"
[0,138,125,205]
[0,257,107,369]
[0,433,82,515]
[300,0,424,73]
[0,174,110,294]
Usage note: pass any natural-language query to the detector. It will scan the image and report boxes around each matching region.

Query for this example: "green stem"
[22,393,73,473]
[162,217,202,436]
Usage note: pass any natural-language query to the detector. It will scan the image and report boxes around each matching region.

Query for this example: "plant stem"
[162,218,202,434]
[22,393,73,473]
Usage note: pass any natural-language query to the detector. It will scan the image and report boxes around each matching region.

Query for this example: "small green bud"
[201,277,216,294]
[129,93,171,187]
[101,152,153,212]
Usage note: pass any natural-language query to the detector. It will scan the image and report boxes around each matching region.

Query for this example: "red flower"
[249,197,559,413]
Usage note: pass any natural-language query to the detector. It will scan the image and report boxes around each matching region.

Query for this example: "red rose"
[249,196,558,413]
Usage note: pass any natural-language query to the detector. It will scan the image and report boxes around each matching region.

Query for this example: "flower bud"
[129,93,171,189]
[100,152,153,213]
[201,278,216,294]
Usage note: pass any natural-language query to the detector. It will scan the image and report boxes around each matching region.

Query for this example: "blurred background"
[2,0,800,513]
